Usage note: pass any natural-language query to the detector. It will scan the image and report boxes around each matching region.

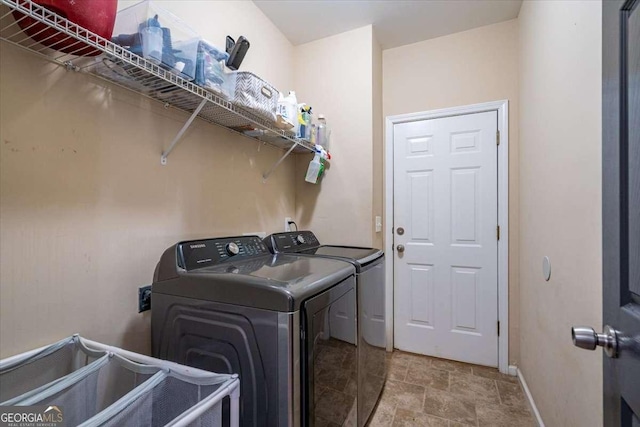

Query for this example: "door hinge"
[496,130,500,146]
[497,225,501,240]
[497,321,501,336]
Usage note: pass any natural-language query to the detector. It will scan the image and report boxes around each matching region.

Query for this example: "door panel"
[451,267,480,332]
[409,172,434,241]
[601,0,640,424]
[451,168,480,244]
[393,111,498,367]
[409,264,434,326]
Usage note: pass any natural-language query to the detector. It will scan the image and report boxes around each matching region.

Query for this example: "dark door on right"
[602,0,640,424]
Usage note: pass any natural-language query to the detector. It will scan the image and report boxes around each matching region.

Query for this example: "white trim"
[517,368,545,427]
[508,364,518,377]
[384,100,510,372]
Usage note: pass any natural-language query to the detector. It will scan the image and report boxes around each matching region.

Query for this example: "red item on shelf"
[14,0,117,56]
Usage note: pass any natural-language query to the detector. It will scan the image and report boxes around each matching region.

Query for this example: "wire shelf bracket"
[262,140,300,182]
[161,98,208,165]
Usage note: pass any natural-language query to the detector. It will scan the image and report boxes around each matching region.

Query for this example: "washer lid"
[153,252,355,312]
[300,246,383,266]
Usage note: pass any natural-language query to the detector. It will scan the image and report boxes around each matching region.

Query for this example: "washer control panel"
[178,236,269,270]
[265,231,320,253]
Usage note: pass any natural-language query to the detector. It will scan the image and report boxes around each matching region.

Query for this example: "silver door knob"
[571,325,618,358]
[397,245,405,253]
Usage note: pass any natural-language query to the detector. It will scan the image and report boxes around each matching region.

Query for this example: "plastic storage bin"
[195,40,235,99]
[111,0,200,80]
[0,335,106,404]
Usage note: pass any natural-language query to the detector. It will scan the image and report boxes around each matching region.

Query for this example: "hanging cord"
[288,220,298,231]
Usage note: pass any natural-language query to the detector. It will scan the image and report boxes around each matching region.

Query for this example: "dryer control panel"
[178,235,269,270]
[264,231,320,253]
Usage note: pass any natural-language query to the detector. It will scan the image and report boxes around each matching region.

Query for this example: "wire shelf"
[0,0,315,175]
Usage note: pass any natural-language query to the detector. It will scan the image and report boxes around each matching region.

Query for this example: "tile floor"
[369,351,535,427]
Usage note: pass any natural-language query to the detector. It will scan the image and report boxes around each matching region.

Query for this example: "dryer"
[151,235,359,427]
[264,231,387,427]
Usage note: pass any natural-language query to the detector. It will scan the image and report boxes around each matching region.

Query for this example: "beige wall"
[372,31,383,250]
[293,26,376,247]
[518,1,602,426]
[0,1,296,358]
[383,20,521,365]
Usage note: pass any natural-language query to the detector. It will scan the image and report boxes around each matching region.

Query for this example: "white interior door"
[393,111,498,367]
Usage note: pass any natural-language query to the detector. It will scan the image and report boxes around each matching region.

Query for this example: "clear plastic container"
[316,115,331,151]
[111,0,200,80]
[195,40,235,99]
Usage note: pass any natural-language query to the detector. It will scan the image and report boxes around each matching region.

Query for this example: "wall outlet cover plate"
[138,285,151,313]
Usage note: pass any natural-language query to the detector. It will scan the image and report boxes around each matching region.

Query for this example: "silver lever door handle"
[571,325,618,358]
[397,245,405,253]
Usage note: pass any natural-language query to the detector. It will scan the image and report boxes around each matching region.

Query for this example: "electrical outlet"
[284,217,292,232]
[138,285,151,313]
[375,216,382,233]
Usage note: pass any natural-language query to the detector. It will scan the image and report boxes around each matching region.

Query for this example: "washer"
[151,235,358,427]
[264,231,387,426]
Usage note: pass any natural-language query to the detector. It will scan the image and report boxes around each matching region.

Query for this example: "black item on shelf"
[225,35,250,70]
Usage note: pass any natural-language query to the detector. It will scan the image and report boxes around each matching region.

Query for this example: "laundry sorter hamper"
[0,335,240,427]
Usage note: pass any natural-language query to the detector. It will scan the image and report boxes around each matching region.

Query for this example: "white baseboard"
[517,368,545,427]
[507,364,518,376]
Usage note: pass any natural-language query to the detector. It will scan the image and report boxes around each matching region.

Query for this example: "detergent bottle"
[277,91,298,132]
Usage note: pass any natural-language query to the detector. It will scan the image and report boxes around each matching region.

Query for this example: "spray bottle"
[304,145,331,184]
[305,149,322,184]
[298,104,312,139]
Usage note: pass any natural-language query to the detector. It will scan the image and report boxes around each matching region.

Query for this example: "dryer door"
[301,275,357,427]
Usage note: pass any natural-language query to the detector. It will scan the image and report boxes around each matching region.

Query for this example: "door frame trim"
[384,100,510,374]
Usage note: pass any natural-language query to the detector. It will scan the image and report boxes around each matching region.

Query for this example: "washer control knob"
[297,235,306,244]
[226,242,240,256]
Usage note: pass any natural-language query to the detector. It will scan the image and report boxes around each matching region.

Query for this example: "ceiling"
[253,0,523,50]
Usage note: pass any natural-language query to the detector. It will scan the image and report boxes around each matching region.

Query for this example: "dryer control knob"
[296,235,306,244]
[226,242,240,256]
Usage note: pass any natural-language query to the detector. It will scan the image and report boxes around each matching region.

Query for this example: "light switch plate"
[375,216,382,233]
